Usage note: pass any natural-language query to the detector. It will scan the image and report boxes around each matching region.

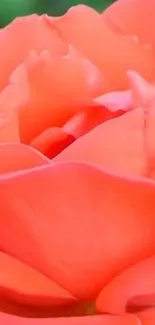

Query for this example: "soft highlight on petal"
[94,90,132,112]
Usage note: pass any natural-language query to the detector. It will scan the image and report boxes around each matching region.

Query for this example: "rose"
[0,0,155,324]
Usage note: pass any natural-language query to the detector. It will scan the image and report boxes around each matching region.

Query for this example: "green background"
[0,0,114,27]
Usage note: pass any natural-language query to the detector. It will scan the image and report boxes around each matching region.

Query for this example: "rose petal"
[96,255,155,314]
[127,71,155,108]
[137,308,155,324]
[63,105,119,139]
[0,252,76,310]
[103,0,155,49]
[128,71,155,178]
[12,47,103,143]
[0,162,155,299]
[0,313,139,325]
[55,71,155,180]
[63,91,129,140]
[0,84,23,143]
[0,14,67,91]
[51,5,155,91]
[94,90,132,112]
[0,143,50,173]
[30,127,75,158]
[54,108,148,177]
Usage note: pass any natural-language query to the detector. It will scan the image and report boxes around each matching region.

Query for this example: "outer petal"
[0,14,67,91]
[0,252,76,314]
[0,143,50,173]
[12,47,103,143]
[1,162,155,299]
[103,0,155,50]
[0,313,140,325]
[50,5,155,91]
[96,256,155,314]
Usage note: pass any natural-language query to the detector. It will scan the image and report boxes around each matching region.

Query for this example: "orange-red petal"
[0,313,139,325]
[54,108,148,177]
[0,143,50,173]
[128,71,155,178]
[11,47,103,144]
[0,83,24,143]
[0,14,67,91]
[63,104,120,139]
[30,127,75,158]
[96,256,155,314]
[51,5,155,91]
[0,252,76,309]
[103,0,155,51]
[137,308,155,324]
[55,72,155,179]
[63,90,131,140]
[1,162,155,299]
[127,71,155,109]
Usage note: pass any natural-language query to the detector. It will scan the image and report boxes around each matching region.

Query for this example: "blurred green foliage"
[0,0,114,27]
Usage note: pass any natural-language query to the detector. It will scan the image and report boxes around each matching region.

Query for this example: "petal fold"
[12,47,103,143]
[0,14,67,91]
[30,127,75,158]
[128,71,155,178]
[0,143,50,173]
[54,108,147,177]
[0,252,76,312]
[63,105,119,139]
[0,83,24,143]
[96,256,155,314]
[51,5,155,91]
[137,308,155,324]
[103,0,155,52]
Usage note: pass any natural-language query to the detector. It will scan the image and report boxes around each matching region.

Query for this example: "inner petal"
[54,107,148,177]
[54,72,155,180]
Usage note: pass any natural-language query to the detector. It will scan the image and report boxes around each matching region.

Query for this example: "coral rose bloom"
[1,0,155,324]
